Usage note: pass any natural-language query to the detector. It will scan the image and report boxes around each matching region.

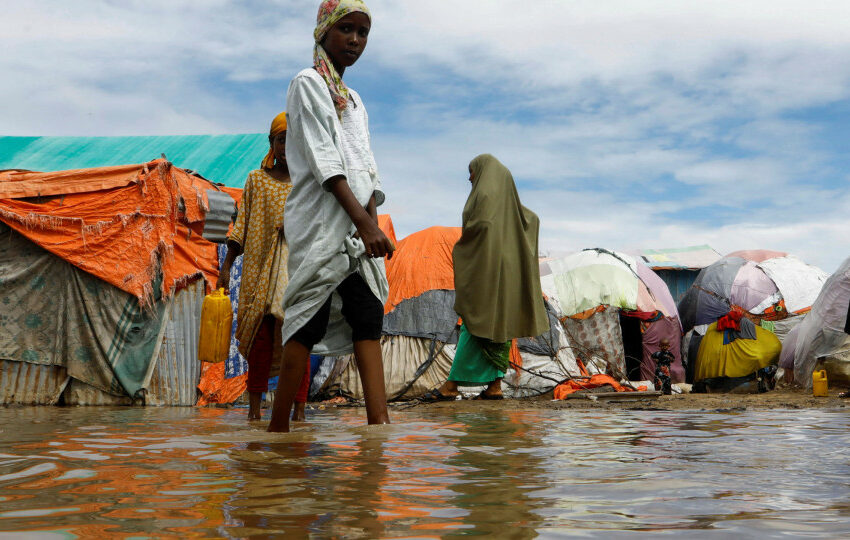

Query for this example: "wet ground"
[1,402,849,538]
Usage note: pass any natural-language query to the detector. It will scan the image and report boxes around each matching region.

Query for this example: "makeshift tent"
[0,160,232,405]
[791,256,850,388]
[541,248,685,383]
[316,226,579,400]
[679,250,827,334]
[678,250,828,382]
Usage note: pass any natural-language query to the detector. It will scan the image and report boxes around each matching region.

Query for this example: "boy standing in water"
[268,0,394,433]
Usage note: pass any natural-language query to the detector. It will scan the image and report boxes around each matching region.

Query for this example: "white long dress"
[281,68,388,356]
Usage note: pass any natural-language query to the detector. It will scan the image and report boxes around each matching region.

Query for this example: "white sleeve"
[287,73,346,190]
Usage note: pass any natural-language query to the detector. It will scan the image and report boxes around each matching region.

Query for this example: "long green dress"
[448,154,548,386]
[448,324,509,386]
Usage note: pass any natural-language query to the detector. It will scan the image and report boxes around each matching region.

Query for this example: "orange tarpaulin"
[0,164,142,199]
[196,362,248,406]
[553,373,635,399]
[0,159,219,304]
[383,226,461,314]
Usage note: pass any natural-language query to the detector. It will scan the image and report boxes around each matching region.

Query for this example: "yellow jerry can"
[198,288,233,363]
[812,370,828,397]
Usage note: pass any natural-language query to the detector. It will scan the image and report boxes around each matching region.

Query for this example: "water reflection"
[0,407,849,537]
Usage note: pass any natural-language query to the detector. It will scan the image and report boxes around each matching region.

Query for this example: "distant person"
[651,338,675,395]
[268,0,394,432]
[218,111,310,422]
[424,154,549,401]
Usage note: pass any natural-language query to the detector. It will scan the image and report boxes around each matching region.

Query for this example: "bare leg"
[291,402,307,422]
[437,380,460,397]
[248,392,263,421]
[267,340,310,433]
[353,339,390,425]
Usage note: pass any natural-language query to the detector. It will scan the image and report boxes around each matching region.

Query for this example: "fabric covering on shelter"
[543,248,684,382]
[695,321,781,382]
[0,159,218,305]
[678,251,828,333]
[793,256,850,388]
[0,223,170,399]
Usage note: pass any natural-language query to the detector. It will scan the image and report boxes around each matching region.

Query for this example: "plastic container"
[812,369,828,397]
[198,288,233,364]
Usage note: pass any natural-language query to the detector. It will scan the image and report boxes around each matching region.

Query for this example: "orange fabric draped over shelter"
[0,159,219,304]
[383,226,461,314]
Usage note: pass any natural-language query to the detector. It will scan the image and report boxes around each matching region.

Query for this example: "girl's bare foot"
[248,392,263,421]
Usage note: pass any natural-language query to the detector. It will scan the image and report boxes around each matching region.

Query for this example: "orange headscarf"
[261,111,287,170]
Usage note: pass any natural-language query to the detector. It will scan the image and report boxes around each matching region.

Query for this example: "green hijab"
[452,154,549,343]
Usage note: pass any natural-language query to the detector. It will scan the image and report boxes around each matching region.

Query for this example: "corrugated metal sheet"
[63,380,133,406]
[0,360,69,405]
[0,135,265,187]
[146,279,205,406]
[202,189,236,243]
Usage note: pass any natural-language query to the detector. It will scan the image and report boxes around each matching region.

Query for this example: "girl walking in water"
[268,0,394,432]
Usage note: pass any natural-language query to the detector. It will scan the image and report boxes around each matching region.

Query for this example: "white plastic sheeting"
[504,322,581,398]
[793,257,850,388]
[759,256,829,314]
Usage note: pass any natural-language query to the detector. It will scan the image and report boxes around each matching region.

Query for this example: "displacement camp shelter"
[315,226,580,400]
[540,248,685,384]
[0,160,235,405]
[678,250,828,386]
[0,135,292,405]
[788,256,850,389]
[639,245,722,304]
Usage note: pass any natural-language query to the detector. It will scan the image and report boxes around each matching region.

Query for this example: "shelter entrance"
[619,313,643,381]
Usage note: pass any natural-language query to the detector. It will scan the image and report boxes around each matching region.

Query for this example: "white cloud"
[1,0,849,272]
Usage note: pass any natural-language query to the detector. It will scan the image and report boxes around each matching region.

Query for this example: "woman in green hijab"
[426,154,549,401]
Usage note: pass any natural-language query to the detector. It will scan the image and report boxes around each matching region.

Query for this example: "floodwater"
[0,406,848,539]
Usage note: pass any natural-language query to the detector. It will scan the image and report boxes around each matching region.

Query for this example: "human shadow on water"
[222,429,391,538]
[442,410,550,538]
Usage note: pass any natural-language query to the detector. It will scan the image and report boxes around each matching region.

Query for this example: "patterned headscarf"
[313,0,371,120]
[261,111,287,170]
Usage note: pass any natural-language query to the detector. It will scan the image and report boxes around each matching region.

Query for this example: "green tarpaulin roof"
[0,135,268,188]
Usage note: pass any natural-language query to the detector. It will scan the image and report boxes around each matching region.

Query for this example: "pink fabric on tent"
[727,249,787,263]
[641,317,685,383]
[636,262,679,319]
[730,261,779,310]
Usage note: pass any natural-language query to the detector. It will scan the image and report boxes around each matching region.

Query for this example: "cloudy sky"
[2,0,848,271]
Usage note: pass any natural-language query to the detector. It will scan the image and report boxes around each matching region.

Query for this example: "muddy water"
[0,406,848,538]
